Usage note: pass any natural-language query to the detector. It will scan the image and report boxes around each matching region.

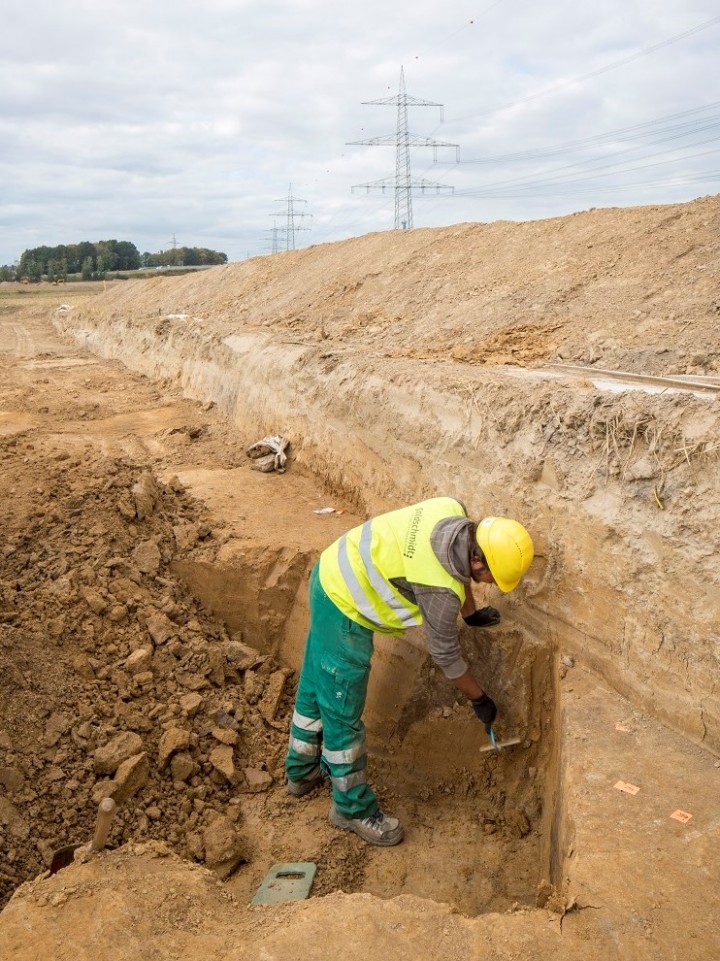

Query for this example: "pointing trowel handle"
[91,797,118,852]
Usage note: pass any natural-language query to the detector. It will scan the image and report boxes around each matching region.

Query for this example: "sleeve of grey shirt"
[414,584,468,679]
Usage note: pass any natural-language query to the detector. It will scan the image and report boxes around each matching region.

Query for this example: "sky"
[1,0,719,265]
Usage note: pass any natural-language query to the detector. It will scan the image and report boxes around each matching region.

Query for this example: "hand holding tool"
[471,692,497,732]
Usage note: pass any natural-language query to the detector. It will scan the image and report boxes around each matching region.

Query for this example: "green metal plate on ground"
[251,862,317,906]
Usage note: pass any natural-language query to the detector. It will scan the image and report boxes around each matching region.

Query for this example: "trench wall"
[57,308,720,752]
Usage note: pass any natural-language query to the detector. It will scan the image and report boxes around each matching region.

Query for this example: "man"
[285,496,534,847]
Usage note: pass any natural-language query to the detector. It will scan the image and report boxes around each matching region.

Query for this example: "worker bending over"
[285,496,534,846]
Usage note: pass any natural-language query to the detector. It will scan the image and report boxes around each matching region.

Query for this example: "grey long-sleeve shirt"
[389,513,475,680]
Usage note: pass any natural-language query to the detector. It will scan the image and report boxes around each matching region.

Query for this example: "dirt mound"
[0,435,295,904]
[75,194,720,377]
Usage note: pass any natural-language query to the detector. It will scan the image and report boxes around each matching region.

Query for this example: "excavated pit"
[0,286,560,920]
[3,193,720,959]
[173,535,561,916]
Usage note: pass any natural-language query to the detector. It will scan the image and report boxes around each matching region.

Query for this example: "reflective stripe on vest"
[337,529,385,627]
[319,497,467,634]
[337,521,420,630]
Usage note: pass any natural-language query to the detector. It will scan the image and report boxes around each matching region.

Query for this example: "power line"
[452,129,720,197]
[450,169,720,200]
[446,101,720,166]
[451,133,720,198]
[444,12,720,125]
[452,143,720,199]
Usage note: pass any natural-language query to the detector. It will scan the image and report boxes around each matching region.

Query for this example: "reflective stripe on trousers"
[285,563,376,819]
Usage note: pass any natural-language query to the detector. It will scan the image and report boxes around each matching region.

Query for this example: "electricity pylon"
[265,218,285,255]
[269,184,312,251]
[348,67,458,230]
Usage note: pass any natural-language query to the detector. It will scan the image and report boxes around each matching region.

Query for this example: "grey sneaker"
[329,803,404,846]
[287,765,325,797]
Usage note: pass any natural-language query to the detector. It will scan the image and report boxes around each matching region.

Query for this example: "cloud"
[2,0,719,264]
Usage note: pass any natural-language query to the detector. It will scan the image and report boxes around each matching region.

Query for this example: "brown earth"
[1,195,720,961]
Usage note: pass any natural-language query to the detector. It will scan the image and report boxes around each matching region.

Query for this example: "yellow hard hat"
[476,517,534,593]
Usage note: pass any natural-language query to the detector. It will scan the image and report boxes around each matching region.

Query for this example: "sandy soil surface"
[70,195,720,377]
[1,195,720,961]
[0,286,550,943]
[53,196,720,751]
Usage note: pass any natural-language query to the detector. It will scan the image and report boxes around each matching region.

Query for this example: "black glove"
[463,606,501,627]
[471,693,497,733]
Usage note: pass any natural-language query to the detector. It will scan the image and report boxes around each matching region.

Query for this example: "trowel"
[49,797,118,875]
[479,726,523,754]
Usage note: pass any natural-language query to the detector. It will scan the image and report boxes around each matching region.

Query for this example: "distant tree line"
[3,240,227,282]
[143,247,228,268]
[16,240,141,281]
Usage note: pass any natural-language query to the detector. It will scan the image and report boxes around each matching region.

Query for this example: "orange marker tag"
[670,810,693,823]
[614,781,640,795]
[615,723,631,733]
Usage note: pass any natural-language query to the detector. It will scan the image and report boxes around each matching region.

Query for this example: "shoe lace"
[364,810,384,828]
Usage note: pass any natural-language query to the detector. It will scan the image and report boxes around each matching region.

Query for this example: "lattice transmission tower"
[348,67,458,230]
[267,220,281,255]
[268,184,312,252]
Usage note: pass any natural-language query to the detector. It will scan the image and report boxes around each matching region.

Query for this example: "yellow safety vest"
[319,497,467,634]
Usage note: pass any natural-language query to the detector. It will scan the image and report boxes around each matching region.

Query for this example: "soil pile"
[78,194,720,377]
[0,436,296,905]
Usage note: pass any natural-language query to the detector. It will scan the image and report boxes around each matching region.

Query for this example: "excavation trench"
[44,290,584,913]
[4,200,720,956]
[168,505,561,916]
[47,282,720,918]
[0,308,563,918]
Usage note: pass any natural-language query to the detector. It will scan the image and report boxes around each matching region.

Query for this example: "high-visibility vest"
[319,497,467,634]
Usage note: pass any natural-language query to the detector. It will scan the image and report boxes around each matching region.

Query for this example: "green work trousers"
[285,562,377,819]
